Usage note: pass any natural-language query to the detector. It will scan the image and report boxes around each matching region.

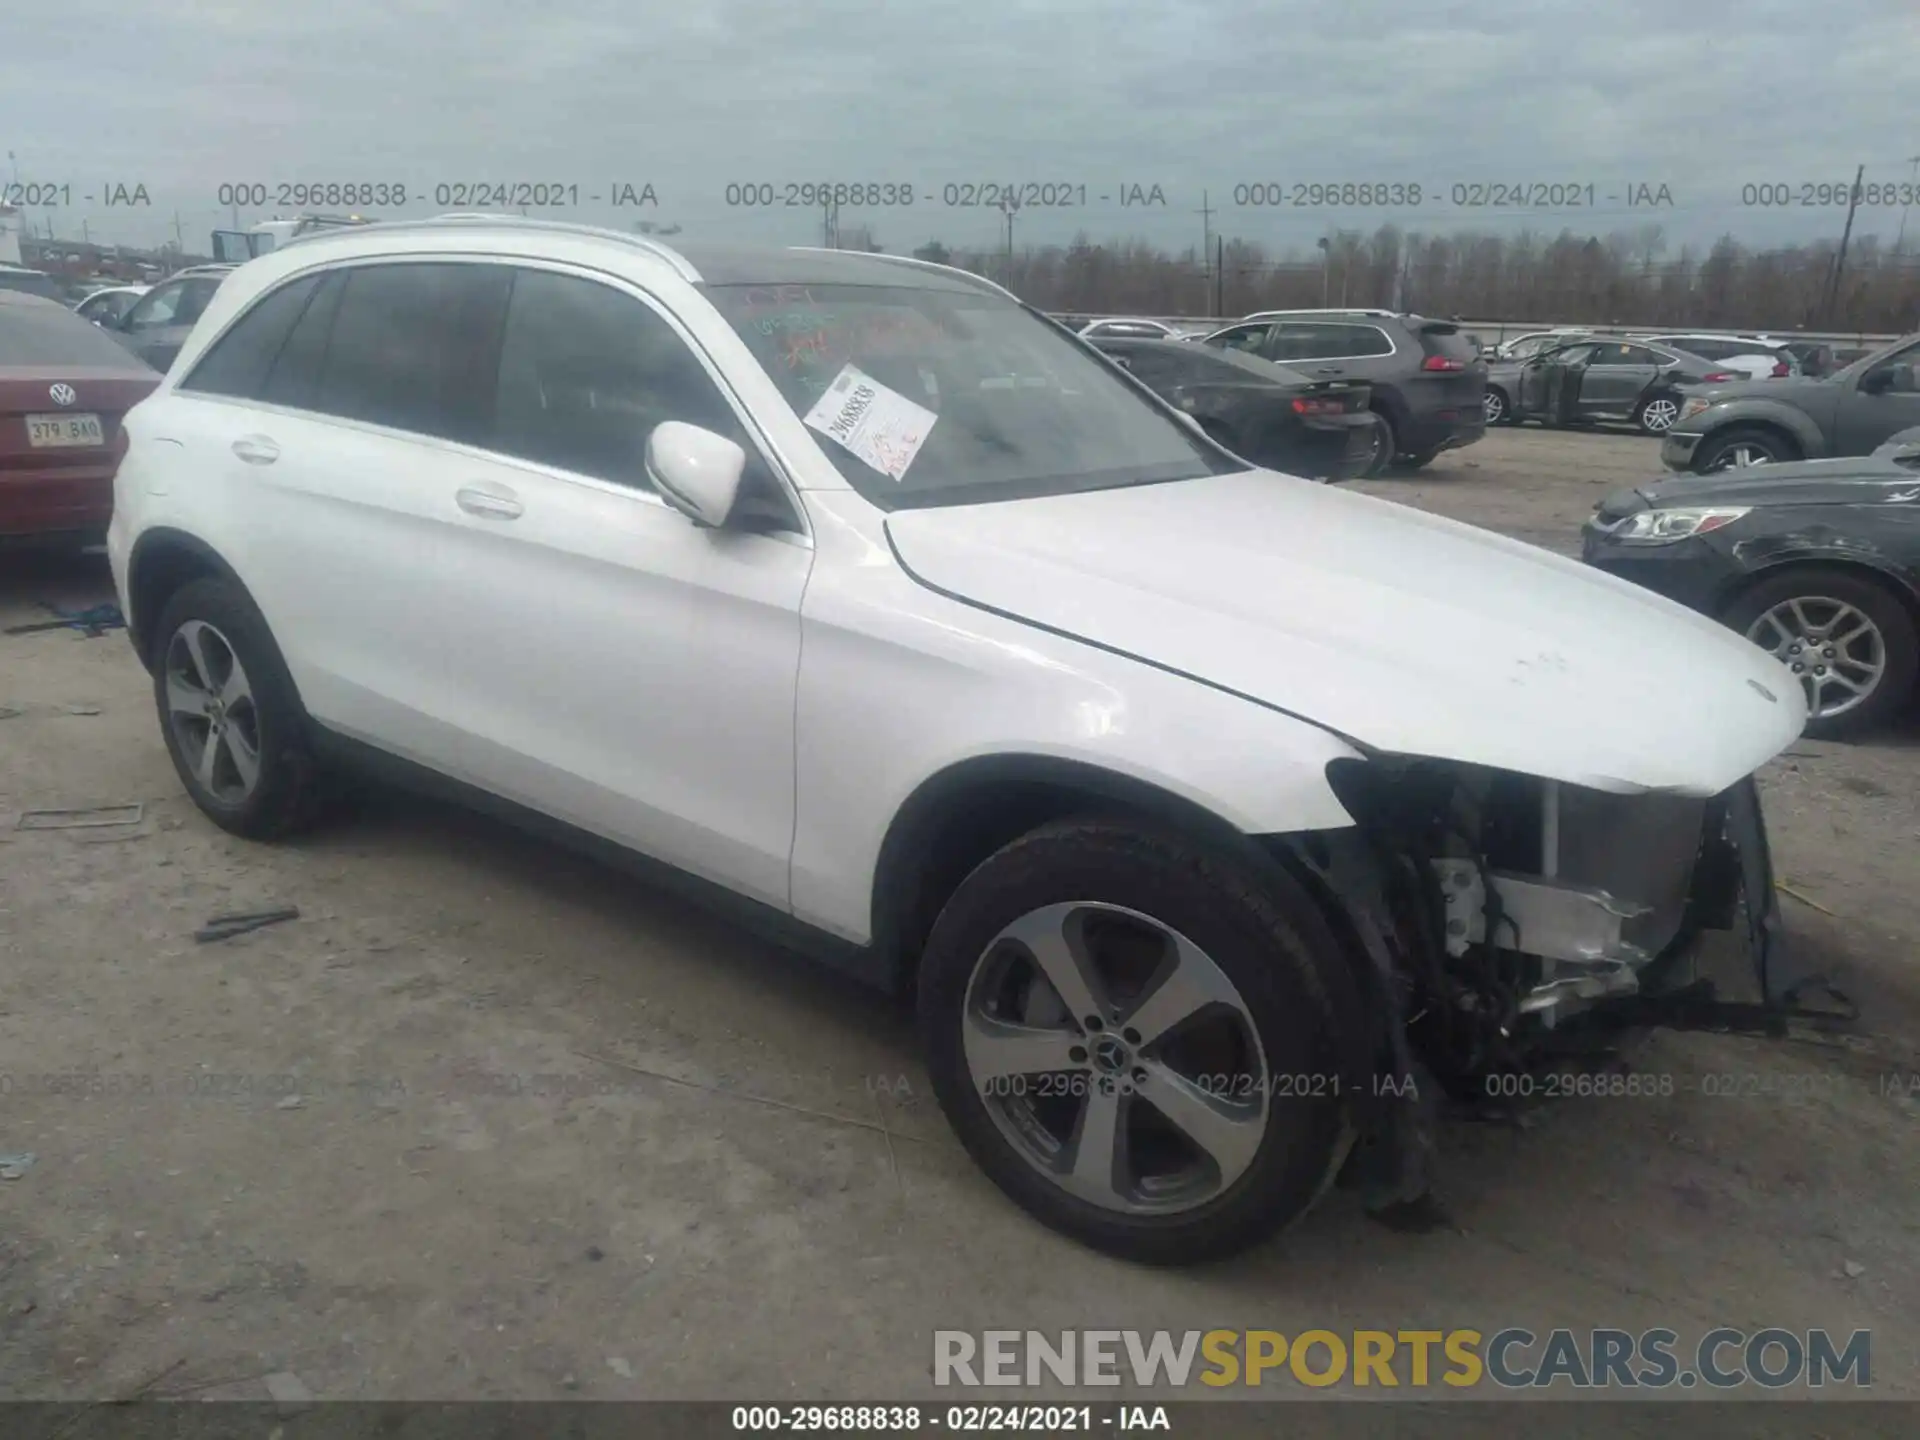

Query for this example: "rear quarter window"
[179,275,326,399]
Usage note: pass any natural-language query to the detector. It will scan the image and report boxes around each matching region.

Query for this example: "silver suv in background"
[1633,334,1799,381]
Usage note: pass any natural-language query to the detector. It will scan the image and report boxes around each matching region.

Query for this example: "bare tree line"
[838,223,1920,334]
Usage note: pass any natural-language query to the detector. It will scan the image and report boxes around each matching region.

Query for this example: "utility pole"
[822,196,838,248]
[1316,236,1330,306]
[1197,189,1214,314]
[1896,155,1920,251]
[1214,235,1224,319]
[1822,164,1866,327]
[998,194,1018,287]
[172,210,184,251]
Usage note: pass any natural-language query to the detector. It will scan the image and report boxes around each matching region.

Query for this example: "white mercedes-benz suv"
[109,216,1807,1263]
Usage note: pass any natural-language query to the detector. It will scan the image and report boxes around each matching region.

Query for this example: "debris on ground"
[16,803,145,831]
[606,1357,634,1379]
[4,601,127,638]
[263,1370,313,1404]
[194,907,301,944]
[1843,1259,1866,1279]
[0,1152,37,1180]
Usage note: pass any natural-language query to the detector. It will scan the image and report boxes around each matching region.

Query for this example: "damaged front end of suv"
[1278,756,1812,1213]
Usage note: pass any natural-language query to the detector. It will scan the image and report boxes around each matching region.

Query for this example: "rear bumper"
[0,465,114,539]
[1400,409,1486,456]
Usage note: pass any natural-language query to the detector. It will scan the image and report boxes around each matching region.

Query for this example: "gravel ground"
[1,425,1916,1407]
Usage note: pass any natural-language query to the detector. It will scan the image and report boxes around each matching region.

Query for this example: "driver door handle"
[231,435,279,465]
[456,483,523,520]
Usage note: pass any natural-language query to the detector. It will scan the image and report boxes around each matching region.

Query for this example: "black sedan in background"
[1582,448,1920,738]
[1087,336,1378,480]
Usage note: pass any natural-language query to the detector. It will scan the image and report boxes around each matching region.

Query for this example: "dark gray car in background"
[1198,309,1485,471]
[1661,332,1920,473]
[1487,338,1730,433]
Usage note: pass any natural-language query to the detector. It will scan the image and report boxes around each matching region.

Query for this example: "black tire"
[1691,425,1798,473]
[152,576,327,839]
[1362,411,1396,477]
[1722,568,1919,740]
[918,818,1354,1265]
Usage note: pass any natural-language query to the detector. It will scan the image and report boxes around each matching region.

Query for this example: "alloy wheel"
[960,901,1270,1216]
[1483,389,1506,424]
[164,620,263,804]
[1708,440,1774,470]
[1745,597,1887,721]
[1639,397,1679,433]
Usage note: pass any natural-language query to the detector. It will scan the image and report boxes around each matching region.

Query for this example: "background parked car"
[94,269,229,371]
[0,263,64,302]
[1781,339,1838,378]
[1632,333,1799,381]
[1491,339,1737,433]
[1077,317,1186,341]
[0,291,160,546]
[1584,449,1920,737]
[1661,332,1920,473]
[74,284,151,328]
[1198,309,1485,470]
[1087,335,1377,480]
[1487,327,1592,360]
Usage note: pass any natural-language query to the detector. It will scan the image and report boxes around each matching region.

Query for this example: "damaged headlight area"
[1609,506,1750,544]
[1292,757,1778,1091]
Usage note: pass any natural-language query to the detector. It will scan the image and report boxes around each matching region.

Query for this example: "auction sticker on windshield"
[803,363,937,480]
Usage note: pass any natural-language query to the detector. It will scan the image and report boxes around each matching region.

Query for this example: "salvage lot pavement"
[1,426,1917,1404]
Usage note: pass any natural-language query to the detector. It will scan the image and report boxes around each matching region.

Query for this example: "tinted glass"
[1206,324,1270,352]
[1618,345,1662,365]
[312,263,510,441]
[0,296,154,368]
[709,282,1230,510]
[1587,343,1638,365]
[1268,323,1391,360]
[179,274,324,399]
[262,271,344,409]
[491,268,745,486]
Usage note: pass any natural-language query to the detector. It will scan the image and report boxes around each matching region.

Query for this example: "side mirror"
[645,421,746,529]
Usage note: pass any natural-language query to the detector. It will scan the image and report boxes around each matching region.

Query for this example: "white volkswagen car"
[109,217,1807,1264]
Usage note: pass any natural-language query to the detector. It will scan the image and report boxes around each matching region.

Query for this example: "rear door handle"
[456,483,523,520]
[231,435,279,465]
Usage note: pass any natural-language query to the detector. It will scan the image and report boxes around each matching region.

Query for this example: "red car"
[0,290,160,546]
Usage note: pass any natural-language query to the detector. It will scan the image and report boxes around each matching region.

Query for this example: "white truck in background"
[211,213,372,263]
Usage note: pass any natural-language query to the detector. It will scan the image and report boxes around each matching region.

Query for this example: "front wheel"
[1724,570,1919,739]
[1483,387,1509,425]
[1693,425,1796,472]
[1361,412,1396,477]
[918,819,1353,1264]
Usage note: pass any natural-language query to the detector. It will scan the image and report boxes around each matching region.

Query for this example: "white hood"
[885,471,1806,795]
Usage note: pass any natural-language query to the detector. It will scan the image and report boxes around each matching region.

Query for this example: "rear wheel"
[1634,394,1681,434]
[1693,425,1796,473]
[1362,412,1397,477]
[1483,387,1509,425]
[153,577,327,838]
[1723,569,1918,739]
[918,819,1353,1264]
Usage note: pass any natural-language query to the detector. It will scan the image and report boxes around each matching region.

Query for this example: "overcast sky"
[6,0,1918,257]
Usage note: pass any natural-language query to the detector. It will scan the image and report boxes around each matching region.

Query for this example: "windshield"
[707,282,1232,510]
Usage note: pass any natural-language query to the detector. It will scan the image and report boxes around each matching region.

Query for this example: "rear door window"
[123,281,187,333]
[179,274,326,399]
[309,262,511,443]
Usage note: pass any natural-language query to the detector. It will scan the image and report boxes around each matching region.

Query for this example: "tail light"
[1291,396,1346,415]
[1770,361,1790,377]
[1701,371,1739,384]
[1420,356,1466,372]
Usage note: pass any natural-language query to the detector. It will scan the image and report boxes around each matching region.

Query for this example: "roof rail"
[785,246,1017,300]
[276,213,702,282]
[1242,307,1400,319]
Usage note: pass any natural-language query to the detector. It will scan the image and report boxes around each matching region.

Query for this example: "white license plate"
[26,413,105,448]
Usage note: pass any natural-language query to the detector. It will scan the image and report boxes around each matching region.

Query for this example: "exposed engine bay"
[1282,756,1797,1209]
